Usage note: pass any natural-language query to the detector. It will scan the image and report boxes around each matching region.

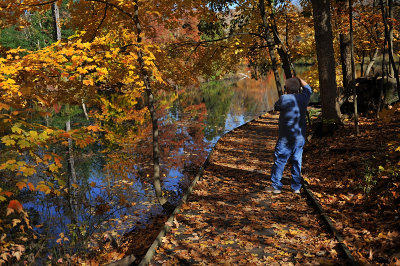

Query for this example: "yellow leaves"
[36,183,51,194]
[71,55,82,63]
[96,67,108,76]
[0,159,17,171]
[77,67,88,74]
[62,47,75,57]
[234,49,243,55]
[83,79,94,86]
[20,166,36,177]
[12,219,21,227]
[17,139,31,149]
[0,65,18,75]
[2,136,16,146]
[7,48,26,54]
[49,163,59,172]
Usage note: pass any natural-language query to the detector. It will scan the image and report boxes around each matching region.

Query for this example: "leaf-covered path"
[149,113,343,265]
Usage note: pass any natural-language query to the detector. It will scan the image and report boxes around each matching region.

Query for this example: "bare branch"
[90,2,109,42]
[85,0,134,19]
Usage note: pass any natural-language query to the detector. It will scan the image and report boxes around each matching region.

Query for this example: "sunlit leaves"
[6,200,23,215]
[56,232,69,245]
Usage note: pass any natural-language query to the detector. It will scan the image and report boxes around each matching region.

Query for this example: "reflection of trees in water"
[232,77,275,118]
[201,80,234,141]
[23,69,314,258]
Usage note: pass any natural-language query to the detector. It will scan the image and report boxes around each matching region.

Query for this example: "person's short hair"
[285,78,301,94]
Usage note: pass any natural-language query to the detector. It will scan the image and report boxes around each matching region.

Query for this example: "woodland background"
[0,0,399,264]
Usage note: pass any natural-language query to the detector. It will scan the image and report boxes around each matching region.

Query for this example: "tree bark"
[349,0,359,135]
[388,0,394,77]
[381,0,400,100]
[259,0,283,96]
[311,0,341,121]
[365,48,378,77]
[52,3,78,218]
[337,0,352,89]
[82,101,89,120]
[51,3,62,41]
[267,0,292,79]
[65,110,78,187]
[52,1,77,185]
[133,1,167,207]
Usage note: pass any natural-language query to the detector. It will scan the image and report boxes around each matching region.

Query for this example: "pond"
[19,66,310,261]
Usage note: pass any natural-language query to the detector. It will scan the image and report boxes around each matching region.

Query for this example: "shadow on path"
[151,113,343,265]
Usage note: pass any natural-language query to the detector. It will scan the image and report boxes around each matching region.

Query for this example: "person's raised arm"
[297,77,312,98]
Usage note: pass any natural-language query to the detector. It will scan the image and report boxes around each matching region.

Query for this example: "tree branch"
[90,2,109,42]
[23,0,58,7]
[85,0,134,19]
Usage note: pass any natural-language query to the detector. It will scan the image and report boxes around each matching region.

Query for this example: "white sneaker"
[265,187,282,194]
[293,189,301,194]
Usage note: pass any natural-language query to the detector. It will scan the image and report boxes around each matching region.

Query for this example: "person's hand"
[296,77,308,87]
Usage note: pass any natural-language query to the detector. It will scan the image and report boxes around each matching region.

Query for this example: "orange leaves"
[0,190,13,202]
[16,182,26,190]
[15,181,35,191]
[82,78,94,86]
[56,232,69,245]
[87,125,101,132]
[7,200,23,215]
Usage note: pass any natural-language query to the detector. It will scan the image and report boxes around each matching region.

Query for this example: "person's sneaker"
[265,187,282,194]
[293,189,301,194]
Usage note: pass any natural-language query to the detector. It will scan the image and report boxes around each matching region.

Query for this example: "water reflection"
[23,70,284,260]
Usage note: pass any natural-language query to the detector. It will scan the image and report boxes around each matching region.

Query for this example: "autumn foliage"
[0,0,399,264]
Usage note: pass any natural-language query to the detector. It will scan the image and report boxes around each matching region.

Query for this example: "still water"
[22,69,292,258]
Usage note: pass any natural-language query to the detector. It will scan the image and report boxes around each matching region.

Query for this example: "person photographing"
[266,77,312,194]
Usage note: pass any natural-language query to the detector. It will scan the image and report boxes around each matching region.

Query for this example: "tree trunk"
[311,0,341,121]
[381,0,400,100]
[360,50,365,77]
[349,0,359,135]
[337,0,352,89]
[259,0,283,96]
[388,0,394,77]
[65,110,78,187]
[52,2,78,218]
[365,48,378,77]
[52,1,77,185]
[133,1,167,207]
[51,3,62,41]
[339,34,352,88]
[82,101,89,120]
[267,0,292,79]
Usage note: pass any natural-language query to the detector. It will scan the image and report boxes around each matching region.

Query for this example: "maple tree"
[0,0,218,263]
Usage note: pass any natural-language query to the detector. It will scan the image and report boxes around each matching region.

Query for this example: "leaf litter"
[151,113,343,265]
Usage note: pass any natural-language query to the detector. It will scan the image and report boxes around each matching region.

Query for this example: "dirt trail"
[150,113,344,265]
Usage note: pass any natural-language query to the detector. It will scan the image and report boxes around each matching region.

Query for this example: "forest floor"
[98,107,400,265]
[302,105,400,265]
